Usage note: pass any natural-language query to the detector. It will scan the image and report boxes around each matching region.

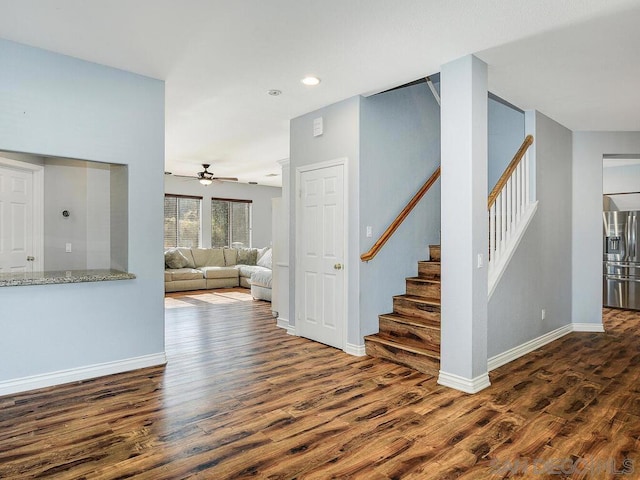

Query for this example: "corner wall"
[572,131,640,325]
[0,39,165,392]
[488,111,572,357]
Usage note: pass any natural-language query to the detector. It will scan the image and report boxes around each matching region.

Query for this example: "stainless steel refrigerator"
[603,210,640,310]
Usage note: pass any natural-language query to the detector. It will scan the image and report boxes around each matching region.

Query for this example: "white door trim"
[0,156,45,271]
[295,157,349,351]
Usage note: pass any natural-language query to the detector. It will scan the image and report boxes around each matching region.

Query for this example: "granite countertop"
[0,269,136,287]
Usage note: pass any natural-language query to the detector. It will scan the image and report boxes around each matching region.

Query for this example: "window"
[211,198,252,247]
[164,195,202,248]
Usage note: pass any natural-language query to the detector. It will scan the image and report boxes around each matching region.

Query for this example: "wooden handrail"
[487,135,534,209]
[361,166,441,262]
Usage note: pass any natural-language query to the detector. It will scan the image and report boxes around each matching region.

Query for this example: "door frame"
[295,157,349,351]
[0,156,45,272]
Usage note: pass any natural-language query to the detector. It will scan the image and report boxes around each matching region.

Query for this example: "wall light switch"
[366,226,372,238]
[477,253,484,268]
[65,243,72,253]
[313,117,323,137]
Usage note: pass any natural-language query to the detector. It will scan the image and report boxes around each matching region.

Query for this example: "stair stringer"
[488,201,538,298]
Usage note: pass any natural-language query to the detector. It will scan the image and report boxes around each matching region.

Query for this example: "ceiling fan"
[196,164,238,186]
[168,164,239,186]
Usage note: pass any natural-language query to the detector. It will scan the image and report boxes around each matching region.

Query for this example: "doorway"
[295,160,347,350]
[0,157,44,273]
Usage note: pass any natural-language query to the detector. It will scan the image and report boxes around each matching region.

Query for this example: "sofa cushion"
[250,269,272,288]
[236,265,268,278]
[223,247,238,266]
[236,247,258,265]
[191,248,225,268]
[165,249,189,269]
[200,266,239,280]
[176,248,196,268]
[164,271,173,282]
[206,248,225,267]
[169,268,204,281]
[257,248,272,269]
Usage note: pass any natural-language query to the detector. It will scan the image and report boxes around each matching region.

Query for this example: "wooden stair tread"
[406,276,440,285]
[393,294,441,306]
[379,312,440,330]
[365,333,440,360]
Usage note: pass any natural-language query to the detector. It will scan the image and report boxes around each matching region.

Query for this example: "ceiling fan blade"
[170,174,197,179]
[212,177,239,181]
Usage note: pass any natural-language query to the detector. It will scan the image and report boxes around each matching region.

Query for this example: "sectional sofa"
[164,246,272,301]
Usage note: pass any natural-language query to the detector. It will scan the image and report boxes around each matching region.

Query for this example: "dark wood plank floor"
[1,290,639,479]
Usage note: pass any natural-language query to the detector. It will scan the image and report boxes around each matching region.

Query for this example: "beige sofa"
[164,246,272,301]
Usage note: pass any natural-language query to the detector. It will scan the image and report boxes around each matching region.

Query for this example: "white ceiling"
[1,0,639,187]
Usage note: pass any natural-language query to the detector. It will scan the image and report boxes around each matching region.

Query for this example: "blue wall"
[359,84,441,339]
[488,98,525,191]
[0,39,165,392]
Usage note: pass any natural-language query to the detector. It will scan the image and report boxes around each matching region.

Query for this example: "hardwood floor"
[1,291,639,479]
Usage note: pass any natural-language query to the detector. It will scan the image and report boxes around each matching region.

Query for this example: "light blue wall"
[289,96,361,344]
[488,98,525,191]
[488,111,572,357]
[0,39,165,386]
[359,84,440,339]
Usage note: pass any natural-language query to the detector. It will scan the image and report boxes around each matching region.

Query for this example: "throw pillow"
[165,249,189,269]
[257,246,270,262]
[176,248,196,268]
[237,248,258,266]
[257,248,272,269]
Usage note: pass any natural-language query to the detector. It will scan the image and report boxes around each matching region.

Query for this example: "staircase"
[364,245,441,376]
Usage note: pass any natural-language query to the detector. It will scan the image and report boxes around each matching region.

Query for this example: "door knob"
[334,263,343,270]
[26,256,35,262]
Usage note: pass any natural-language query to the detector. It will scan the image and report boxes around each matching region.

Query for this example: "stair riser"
[393,297,441,321]
[406,281,441,299]
[418,263,440,280]
[365,340,439,377]
[429,245,441,262]
[378,318,440,354]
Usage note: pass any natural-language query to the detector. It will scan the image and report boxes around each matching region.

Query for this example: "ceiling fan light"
[199,178,213,186]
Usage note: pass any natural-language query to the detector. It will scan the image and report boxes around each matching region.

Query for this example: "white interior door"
[297,163,345,349]
[0,165,34,273]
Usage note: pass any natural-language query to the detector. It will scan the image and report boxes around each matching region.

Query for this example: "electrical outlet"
[541,309,546,320]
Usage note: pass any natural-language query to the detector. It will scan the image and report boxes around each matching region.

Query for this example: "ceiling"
[1,0,639,187]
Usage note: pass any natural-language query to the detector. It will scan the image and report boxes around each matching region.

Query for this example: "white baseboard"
[572,322,605,332]
[276,317,295,335]
[487,322,605,372]
[345,343,366,356]
[437,371,491,393]
[0,352,167,397]
[488,324,573,371]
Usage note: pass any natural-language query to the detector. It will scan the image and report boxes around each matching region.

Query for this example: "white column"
[438,55,490,393]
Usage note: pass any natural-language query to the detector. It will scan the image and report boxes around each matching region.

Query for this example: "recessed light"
[268,89,282,96]
[301,76,321,86]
